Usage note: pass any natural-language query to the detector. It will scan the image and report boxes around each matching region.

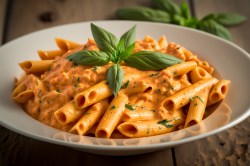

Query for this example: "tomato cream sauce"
[20,36,205,131]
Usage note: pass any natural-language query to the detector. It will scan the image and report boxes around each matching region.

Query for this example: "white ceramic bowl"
[0,21,250,156]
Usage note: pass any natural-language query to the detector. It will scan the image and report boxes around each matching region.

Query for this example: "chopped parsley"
[141,106,148,110]
[121,80,130,89]
[93,66,98,72]
[173,117,180,121]
[190,96,204,103]
[173,71,178,75]
[156,89,161,93]
[147,128,150,134]
[125,104,135,111]
[110,105,116,110]
[77,77,81,83]
[157,119,173,128]
[149,72,159,77]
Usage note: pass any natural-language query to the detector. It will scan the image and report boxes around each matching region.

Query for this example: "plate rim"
[1,20,250,153]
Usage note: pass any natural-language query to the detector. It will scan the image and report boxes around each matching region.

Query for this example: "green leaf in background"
[180,2,191,19]
[183,17,199,28]
[124,51,183,71]
[198,19,232,41]
[91,23,118,55]
[201,13,247,26]
[67,50,110,66]
[172,14,186,26]
[116,7,171,23]
[152,0,181,16]
[115,0,247,41]
[107,64,124,97]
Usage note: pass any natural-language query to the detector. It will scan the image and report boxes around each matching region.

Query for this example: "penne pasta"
[184,88,210,128]
[157,78,218,119]
[55,37,81,51]
[12,29,230,139]
[12,89,34,103]
[38,50,66,60]
[207,80,231,106]
[95,93,128,138]
[54,101,86,125]
[162,61,197,77]
[118,109,185,138]
[189,66,212,83]
[122,95,156,122]
[197,61,214,74]
[74,80,113,109]
[69,100,109,135]
[12,75,46,103]
[19,60,53,74]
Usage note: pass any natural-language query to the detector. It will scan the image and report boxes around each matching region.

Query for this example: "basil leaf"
[91,23,118,55]
[202,13,247,26]
[152,0,181,16]
[180,2,191,19]
[125,51,183,71]
[172,14,186,26]
[183,17,199,28]
[116,7,171,23]
[107,64,124,97]
[198,19,232,41]
[67,50,110,66]
[117,42,135,63]
[120,25,136,49]
[116,38,125,54]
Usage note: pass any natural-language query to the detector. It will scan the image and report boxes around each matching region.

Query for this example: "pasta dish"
[12,23,230,139]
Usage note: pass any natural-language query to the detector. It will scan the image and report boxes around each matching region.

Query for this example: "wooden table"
[0,0,249,165]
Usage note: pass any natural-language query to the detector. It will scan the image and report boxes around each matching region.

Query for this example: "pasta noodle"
[19,60,53,74]
[12,32,230,139]
[38,50,66,60]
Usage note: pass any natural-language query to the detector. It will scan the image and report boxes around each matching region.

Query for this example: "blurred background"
[0,0,249,166]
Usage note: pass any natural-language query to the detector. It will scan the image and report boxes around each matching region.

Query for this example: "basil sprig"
[116,0,247,41]
[67,23,182,96]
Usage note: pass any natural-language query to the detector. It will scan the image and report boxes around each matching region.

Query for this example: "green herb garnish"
[116,0,247,41]
[190,96,204,103]
[125,104,135,111]
[121,80,130,89]
[93,66,98,72]
[110,105,116,110]
[56,89,61,93]
[67,23,182,96]
[149,72,160,77]
[157,119,173,128]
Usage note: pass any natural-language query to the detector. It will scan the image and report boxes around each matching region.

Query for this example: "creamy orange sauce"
[16,36,213,133]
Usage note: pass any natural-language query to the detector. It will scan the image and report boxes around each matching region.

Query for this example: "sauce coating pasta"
[12,34,230,138]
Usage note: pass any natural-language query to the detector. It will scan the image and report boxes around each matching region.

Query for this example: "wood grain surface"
[0,0,7,44]
[0,0,249,165]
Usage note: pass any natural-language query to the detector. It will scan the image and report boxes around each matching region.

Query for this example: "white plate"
[0,21,250,156]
